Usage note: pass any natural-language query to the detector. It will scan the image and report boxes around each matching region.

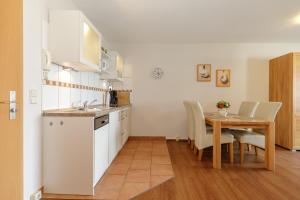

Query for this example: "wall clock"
[152,67,164,80]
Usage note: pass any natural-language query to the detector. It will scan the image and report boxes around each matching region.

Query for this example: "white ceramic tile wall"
[42,85,59,110]
[42,64,105,110]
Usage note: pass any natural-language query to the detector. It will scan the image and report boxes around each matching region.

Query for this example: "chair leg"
[254,146,258,156]
[239,143,245,165]
[226,144,229,152]
[247,144,252,151]
[229,143,234,164]
[198,149,203,161]
[193,147,198,154]
[190,140,194,149]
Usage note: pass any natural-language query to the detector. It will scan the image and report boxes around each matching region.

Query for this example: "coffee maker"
[109,90,118,107]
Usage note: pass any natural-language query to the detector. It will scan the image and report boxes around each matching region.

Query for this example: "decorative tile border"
[43,79,132,92]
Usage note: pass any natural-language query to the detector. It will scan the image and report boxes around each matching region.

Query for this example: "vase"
[218,108,228,117]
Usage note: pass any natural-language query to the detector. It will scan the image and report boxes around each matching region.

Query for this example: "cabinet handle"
[49,122,53,126]
[60,121,64,126]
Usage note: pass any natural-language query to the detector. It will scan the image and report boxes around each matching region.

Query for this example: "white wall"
[115,43,300,139]
[23,0,79,199]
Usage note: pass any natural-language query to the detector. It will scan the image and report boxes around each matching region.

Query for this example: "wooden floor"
[133,141,300,200]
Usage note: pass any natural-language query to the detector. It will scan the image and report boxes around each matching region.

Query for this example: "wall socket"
[30,190,42,200]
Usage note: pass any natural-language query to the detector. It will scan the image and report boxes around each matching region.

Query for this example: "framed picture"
[216,69,231,87]
[197,64,211,82]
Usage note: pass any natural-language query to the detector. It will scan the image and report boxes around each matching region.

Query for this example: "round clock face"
[152,67,164,80]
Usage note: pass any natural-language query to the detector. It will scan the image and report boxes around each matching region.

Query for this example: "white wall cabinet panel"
[43,117,94,195]
[100,51,124,81]
[94,124,109,186]
[121,108,131,145]
[49,10,102,72]
[43,107,130,195]
[109,111,122,164]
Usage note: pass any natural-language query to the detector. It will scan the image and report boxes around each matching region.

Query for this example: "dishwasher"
[93,115,109,186]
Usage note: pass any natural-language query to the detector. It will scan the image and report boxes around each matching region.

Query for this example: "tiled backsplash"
[42,64,107,110]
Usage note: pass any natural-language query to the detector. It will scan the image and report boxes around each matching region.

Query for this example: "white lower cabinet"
[94,124,109,186]
[43,107,131,196]
[109,111,122,164]
[43,117,95,195]
[121,108,130,145]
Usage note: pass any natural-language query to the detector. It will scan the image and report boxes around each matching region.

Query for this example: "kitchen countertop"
[43,105,131,118]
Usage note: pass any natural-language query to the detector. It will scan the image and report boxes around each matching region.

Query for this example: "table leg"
[265,122,275,171]
[213,121,221,169]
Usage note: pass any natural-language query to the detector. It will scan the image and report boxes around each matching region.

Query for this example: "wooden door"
[0,0,23,199]
[269,53,293,149]
[294,53,300,148]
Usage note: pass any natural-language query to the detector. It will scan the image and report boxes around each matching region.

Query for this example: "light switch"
[29,89,38,104]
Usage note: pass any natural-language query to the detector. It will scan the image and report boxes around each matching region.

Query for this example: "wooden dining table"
[205,112,275,171]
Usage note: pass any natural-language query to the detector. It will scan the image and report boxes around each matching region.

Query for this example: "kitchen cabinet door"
[94,124,109,186]
[82,20,101,67]
[109,111,121,164]
[121,108,131,146]
[49,10,101,72]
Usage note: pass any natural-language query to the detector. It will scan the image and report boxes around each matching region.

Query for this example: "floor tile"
[118,149,136,156]
[152,155,172,164]
[152,148,169,156]
[136,146,152,152]
[134,151,152,160]
[42,138,174,200]
[152,144,168,150]
[126,170,151,183]
[150,175,173,187]
[118,182,150,200]
[107,163,130,175]
[130,160,151,170]
[137,142,152,147]
[95,188,120,200]
[113,155,134,164]
[151,164,174,176]
[98,175,126,190]
[123,143,139,150]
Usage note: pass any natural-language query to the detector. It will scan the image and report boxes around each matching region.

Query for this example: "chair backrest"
[190,101,207,148]
[238,101,259,117]
[253,102,282,121]
[183,101,195,140]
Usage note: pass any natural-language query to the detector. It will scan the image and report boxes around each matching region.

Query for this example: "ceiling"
[73,0,300,43]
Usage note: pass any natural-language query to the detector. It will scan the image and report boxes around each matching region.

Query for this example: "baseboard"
[128,136,166,141]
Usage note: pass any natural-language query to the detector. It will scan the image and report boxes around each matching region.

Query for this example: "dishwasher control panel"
[94,115,109,130]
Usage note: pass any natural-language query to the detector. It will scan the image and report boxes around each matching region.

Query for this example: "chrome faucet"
[80,99,98,111]
[88,99,98,107]
[81,100,89,111]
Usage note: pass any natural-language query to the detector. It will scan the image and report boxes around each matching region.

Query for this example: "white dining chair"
[238,101,259,117]
[191,101,235,163]
[232,102,282,164]
[183,101,195,149]
[232,101,259,151]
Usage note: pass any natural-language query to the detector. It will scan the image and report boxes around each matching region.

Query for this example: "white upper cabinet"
[49,10,102,72]
[100,50,124,81]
